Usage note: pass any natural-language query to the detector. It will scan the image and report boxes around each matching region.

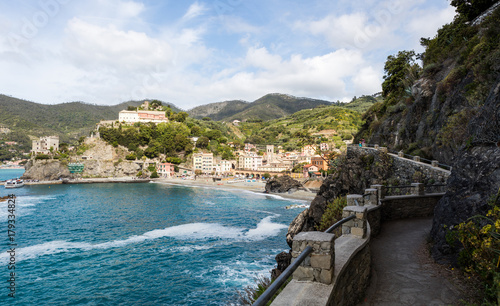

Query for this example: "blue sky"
[0,0,456,109]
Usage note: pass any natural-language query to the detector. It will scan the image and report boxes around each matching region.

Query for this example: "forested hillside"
[188,93,333,121]
[0,95,181,145]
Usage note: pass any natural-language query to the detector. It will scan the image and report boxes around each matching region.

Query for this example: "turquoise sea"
[0,168,25,181]
[0,182,303,305]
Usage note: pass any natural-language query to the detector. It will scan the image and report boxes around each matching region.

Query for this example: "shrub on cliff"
[446,189,500,304]
[150,170,159,179]
[35,154,50,160]
[317,196,347,233]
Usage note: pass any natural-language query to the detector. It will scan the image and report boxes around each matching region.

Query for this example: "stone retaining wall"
[329,241,371,305]
[273,185,445,305]
[381,194,444,221]
[349,146,450,185]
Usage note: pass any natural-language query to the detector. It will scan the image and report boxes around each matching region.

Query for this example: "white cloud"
[182,2,207,21]
[352,66,383,94]
[0,0,457,108]
[64,18,174,72]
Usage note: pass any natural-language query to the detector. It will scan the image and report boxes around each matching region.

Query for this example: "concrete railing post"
[431,160,439,167]
[411,183,425,196]
[413,156,421,162]
[398,151,404,158]
[364,188,378,206]
[347,194,364,206]
[342,206,368,238]
[371,184,386,202]
[291,232,336,284]
[374,144,379,149]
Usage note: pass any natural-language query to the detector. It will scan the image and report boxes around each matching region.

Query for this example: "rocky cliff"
[354,7,500,263]
[286,147,449,246]
[430,80,500,264]
[22,159,74,180]
[23,137,142,180]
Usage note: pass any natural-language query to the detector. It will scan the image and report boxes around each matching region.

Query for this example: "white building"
[301,145,317,156]
[238,155,263,170]
[320,143,329,151]
[193,152,214,174]
[118,110,168,124]
[31,136,59,154]
[215,160,235,175]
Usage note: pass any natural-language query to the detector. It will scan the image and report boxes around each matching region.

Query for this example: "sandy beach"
[13,176,318,203]
[158,177,318,202]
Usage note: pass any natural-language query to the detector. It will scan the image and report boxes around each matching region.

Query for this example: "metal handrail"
[252,246,313,306]
[324,214,356,234]
[385,185,413,189]
[348,144,452,171]
[253,213,356,305]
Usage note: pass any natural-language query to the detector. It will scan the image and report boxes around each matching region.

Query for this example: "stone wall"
[329,244,371,306]
[273,186,446,305]
[350,146,450,185]
[381,194,444,221]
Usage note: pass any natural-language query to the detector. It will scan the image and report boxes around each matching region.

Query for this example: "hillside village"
[19,100,353,181]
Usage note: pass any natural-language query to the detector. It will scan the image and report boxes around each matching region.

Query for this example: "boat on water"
[4,179,25,189]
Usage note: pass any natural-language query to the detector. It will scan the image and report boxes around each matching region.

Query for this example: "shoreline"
[5,176,317,202]
[158,177,317,202]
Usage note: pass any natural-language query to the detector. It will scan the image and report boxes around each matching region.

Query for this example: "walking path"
[359,218,463,305]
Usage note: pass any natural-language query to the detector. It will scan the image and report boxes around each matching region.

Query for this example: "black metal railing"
[385,185,414,196]
[252,246,313,306]
[324,214,356,234]
[424,184,447,194]
[253,214,356,305]
[349,144,452,172]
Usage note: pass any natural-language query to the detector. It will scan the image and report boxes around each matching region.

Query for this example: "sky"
[0,0,456,110]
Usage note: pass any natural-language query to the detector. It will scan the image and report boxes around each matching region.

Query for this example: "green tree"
[150,170,159,178]
[174,112,188,123]
[450,0,496,21]
[196,136,210,149]
[382,50,418,98]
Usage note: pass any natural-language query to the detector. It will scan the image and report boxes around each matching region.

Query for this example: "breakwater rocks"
[265,176,302,193]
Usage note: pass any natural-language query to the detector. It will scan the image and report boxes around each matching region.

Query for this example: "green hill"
[340,94,382,113]
[233,104,363,150]
[188,100,249,121]
[0,95,181,144]
[188,93,332,121]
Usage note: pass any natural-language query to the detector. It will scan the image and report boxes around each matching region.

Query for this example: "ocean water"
[0,168,25,181]
[0,182,305,305]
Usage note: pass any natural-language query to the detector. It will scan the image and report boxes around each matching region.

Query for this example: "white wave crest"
[0,216,287,263]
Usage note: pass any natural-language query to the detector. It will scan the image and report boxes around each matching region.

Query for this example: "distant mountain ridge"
[187,93,333,121]
[0,95,180,143]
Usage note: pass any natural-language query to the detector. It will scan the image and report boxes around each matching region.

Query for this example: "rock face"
[286,147,450,242]
[265,176,302,193]
[81,160,141,177]
[286,209,309,247]
[22,160,74,180]
[22,138,142,180]
[271,251,292,280]
[430,85,500,264]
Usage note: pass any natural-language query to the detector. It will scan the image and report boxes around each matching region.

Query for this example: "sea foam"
[0,216,287,263]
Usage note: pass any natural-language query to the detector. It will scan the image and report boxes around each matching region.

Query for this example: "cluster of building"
[118,101,169,124]
[191,144,332,178]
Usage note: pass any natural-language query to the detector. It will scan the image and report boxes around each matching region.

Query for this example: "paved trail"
[359,218,463,306]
